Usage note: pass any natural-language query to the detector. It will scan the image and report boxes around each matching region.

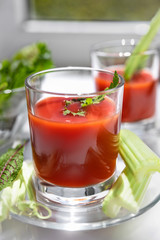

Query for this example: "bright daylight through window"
[29,0,159,21]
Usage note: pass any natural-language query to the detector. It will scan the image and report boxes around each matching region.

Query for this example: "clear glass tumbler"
[91,39,159,136]
[25,67,124,207]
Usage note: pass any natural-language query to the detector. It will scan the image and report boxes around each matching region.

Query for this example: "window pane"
[29,0,160,21]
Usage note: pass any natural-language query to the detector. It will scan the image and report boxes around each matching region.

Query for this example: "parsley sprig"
[63,71,119,117]
[63,107,86,117]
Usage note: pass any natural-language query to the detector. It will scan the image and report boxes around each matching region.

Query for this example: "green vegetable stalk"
[102,129,160,218]
[119,129,160,180]
[124,9,160,81]
[102,167,151,218]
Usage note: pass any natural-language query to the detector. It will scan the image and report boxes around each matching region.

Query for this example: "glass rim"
[25,66,124,97]
[91,38,159,56]
[0,86,25,95]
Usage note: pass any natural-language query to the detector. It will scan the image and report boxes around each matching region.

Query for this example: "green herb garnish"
[107,70,119,89]
[63,107,86,117]
[81,70,119,107]
[63,70,119,117]
[124,9,160,81]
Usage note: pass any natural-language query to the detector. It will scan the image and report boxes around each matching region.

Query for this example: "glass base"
[33,174,116,208]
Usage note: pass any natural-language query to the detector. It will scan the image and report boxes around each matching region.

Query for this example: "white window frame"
[15,0,150,35]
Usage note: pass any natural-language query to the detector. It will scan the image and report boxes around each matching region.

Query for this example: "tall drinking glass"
[25,67,124,207]
[91,39,159,136]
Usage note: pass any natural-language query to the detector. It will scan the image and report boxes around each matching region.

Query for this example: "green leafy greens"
[0,42,54,90]
[0,143,52,222]
[0,42,54,113]
[124,9,160,81]
[0,143,25,191]
[63,70,119,117]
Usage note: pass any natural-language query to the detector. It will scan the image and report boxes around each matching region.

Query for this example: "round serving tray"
[10,139,160,231]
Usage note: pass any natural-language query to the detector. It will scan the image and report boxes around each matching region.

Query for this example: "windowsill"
[22,19,150,35]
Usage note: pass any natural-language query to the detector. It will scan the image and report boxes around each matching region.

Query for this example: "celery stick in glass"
[124,9,160,80]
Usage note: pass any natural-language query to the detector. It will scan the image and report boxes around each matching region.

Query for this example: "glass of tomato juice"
[91,39,159,136]
[25,67,124,207]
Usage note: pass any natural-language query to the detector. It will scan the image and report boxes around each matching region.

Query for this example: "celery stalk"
[102,167,151,218]
[102,191,121,218]
[124,9,160,80]
[21,161,35,201]
[119,129,160,180]
[0,188,12,221]
[0,163,30,221]
[102,177,122,218]
[116,168,151,212]
[102,129,160,218]
[0,201,8,222]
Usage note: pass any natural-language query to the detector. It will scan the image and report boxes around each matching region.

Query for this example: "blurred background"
[0,0,160,67]
[1,2,160,239]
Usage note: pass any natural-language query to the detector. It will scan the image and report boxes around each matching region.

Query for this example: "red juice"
[96,69,158,122]
[28,96,120,188]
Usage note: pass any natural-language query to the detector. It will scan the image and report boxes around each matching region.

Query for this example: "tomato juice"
[96,69,158,122]
[28,96,120,188]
